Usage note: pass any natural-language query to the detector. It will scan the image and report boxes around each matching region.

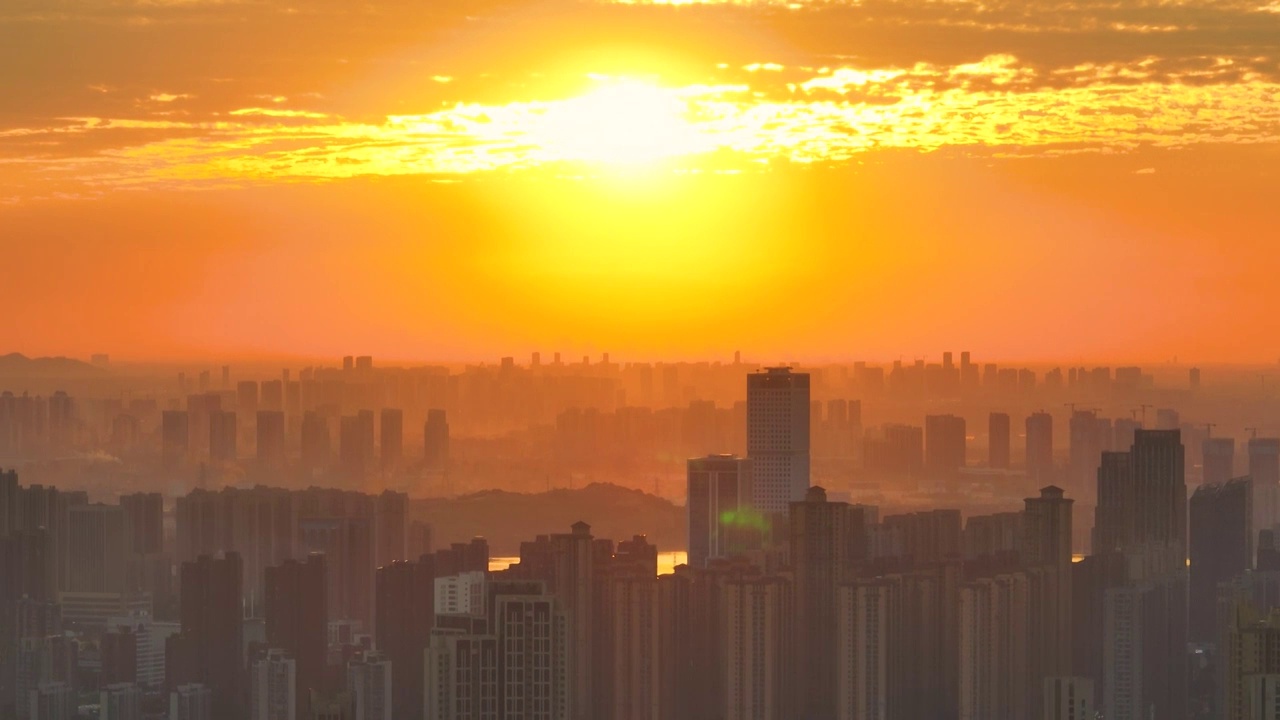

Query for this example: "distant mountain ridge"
[0,353,101,376]
[410,482,685,555]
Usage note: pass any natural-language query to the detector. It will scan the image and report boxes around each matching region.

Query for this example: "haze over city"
[4,1,1280,720]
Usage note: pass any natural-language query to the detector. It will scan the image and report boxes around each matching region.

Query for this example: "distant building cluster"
[2,352,1279,718]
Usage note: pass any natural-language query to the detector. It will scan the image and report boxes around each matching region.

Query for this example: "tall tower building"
[836,578,900,720]
[120,493,163,556]
[722,574,794,720]
[347,651,392,720]
[299,412,330,472]
[249,649,296,720]
[339,415,371,481]
[1026,412,1054,484]
[162,411,189,471]
[1250,438,1280,486]
[423,409,449,474]
[1069,410,1104,496]
[174,554,243,717]
[1203,437,1236,486]
[925,414,967,482]
[67,503,128,594]
[256,411,286,471]
[379,409,402,473]
[746,367,810,513]
[1189,477,1252,643]
[169,683,212,720]
[375,558,435,720]
[1043,677,1093,720]
[100,682,141,720]
[685,454,753,568]
[790,486,868,719]
[264,555,326,720]
[208,411,237,464]
[989,412,1010,469]
[1023,486,1075,699]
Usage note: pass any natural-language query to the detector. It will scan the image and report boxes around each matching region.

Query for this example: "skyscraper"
[379,409,402,473]
[162,411,189,471]
[256,411,286,471]
[1203,437,1236,486]
[790,486,868,719]
[423,409,449,474]
[1069,410,1104,495]
[746,367,810,513]
[298,517,374,628]
[339,415,372,481]
[169,683,212,720]
[67,503,128,594]
[265,555,326,720]
[989,412,1010,469]
[836,578,900,720]
[100,682,142,720]
[1250,438,1280,486]
[249,649,296,720]
[300,412,330,472]
[208,410,236,464]
[1043,677,1093,720]
[173,553,243,717]
[120,492,163,556]
[346,651,392,720]
[925,414,967,482]
[375,557,435,720]
[1026,412,1054,484]
[722,573,794,720]
[1189,477,1251,642]
[685,454,753,568]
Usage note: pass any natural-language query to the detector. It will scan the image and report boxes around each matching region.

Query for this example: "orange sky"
[2,0,1279,363]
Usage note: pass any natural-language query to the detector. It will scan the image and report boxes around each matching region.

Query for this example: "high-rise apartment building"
[347,651,391,720]
[66,503,128,594]
[265,555,326,720]
[1043,677,1093,720]
[172,553,243,717]
[256,411,286,471]
[379,409,402,472]
[162,411,189,471]
[100,682,142,720]
[424,409,450,473]
[1026,412,1054,484]
[375,558,435,720]
[685,454,753,568]
[722,573,794,720]
[120,493,163,556]
[989,412,1010,469]
[790,486,868,718]
[746,367,810,513]
[1251,438,1280,487]
[208,410,236,464]
[169,683,212,720]
[925,414,967,482]
[1204,437,1236,486]
[1189,477,1252,642]
[249,649,296,720]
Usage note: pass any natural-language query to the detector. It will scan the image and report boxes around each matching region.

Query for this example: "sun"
[529,78,710,167]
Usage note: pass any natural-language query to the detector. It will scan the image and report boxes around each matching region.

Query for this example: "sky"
[1,0,1278,363]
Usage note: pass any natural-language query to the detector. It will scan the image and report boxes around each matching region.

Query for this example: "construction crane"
[1205,422,1217,438]
[1138,404,1153,426]
[1247,427,1259,440]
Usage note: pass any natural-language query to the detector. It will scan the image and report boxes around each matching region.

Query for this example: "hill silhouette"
[411,482,685,555]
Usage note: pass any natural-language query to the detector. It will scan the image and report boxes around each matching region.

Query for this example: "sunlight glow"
[527,79,714,166]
